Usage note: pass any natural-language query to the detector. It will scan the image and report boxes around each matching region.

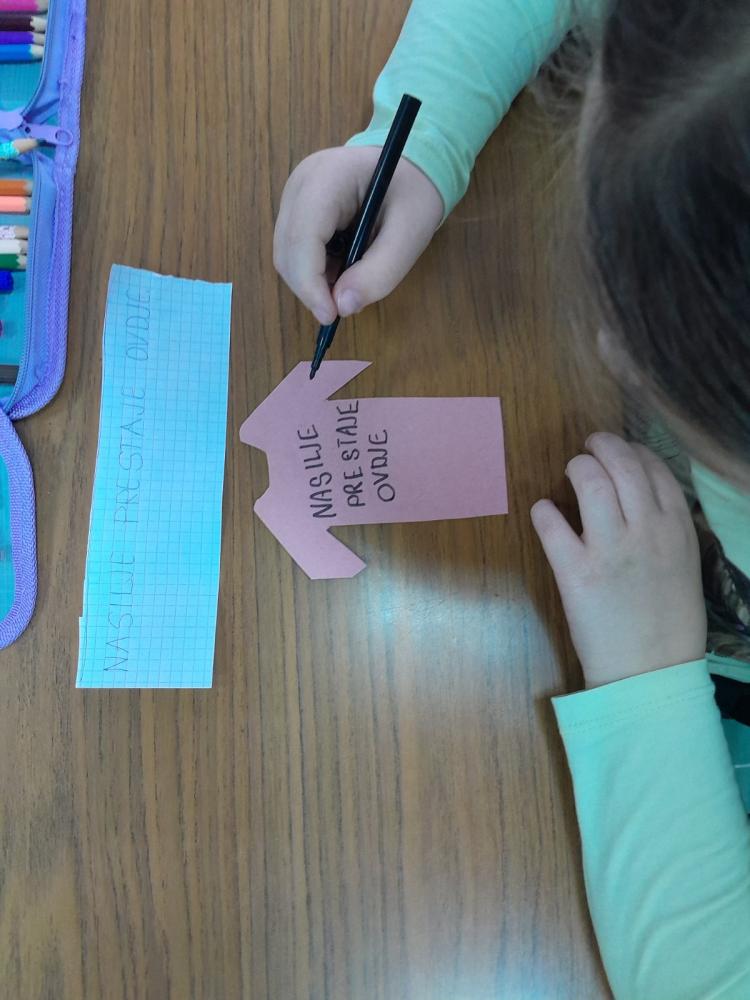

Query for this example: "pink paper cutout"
[240,361,508,579]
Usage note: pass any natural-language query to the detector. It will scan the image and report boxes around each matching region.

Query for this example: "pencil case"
[0,0,86,647]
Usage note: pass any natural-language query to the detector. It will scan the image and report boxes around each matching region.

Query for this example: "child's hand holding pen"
[274,144,443,327]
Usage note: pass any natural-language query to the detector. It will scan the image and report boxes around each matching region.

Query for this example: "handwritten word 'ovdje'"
[368,430,395,502]
[125,284,151,361]
[298,425,336,518]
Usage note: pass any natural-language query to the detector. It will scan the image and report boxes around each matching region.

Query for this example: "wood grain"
[1,0,618,996]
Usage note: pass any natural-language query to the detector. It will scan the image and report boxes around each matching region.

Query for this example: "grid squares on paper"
[76,265,232,688]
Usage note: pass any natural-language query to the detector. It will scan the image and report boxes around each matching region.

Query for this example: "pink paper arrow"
[240,361,508,579]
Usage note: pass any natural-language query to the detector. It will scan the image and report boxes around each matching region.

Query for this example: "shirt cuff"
[347,122,455,220]
[552,659,715,738]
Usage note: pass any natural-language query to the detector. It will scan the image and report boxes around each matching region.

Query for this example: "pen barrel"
[344,93,421,269]
[312,316,341,366]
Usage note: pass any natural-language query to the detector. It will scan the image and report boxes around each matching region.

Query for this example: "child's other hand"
[531,433,707,689]
[273,146,443,325]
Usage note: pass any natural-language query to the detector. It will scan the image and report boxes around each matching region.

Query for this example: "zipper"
[4,146,63,409]
[0,0,86,650]
[0,0,61,128]
[6,0,86,420]
[19,0,61,124]
[0,127,72,413]
[0,409,36,649]
[8,152,42,409]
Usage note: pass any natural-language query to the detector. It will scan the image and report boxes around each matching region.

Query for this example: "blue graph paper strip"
[77,265,232,688]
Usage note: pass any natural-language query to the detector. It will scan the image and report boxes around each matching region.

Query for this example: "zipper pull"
[0,114,73,149]
[17,119,73,147]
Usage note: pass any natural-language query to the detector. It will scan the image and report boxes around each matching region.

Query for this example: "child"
[274,2,750,996]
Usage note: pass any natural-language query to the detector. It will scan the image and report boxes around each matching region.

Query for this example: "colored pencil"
[0,196,30,213]
[0,364,18,384]
[0,179,32,196]
[0,43,43,61]
[0,254,26,269]
[0,31,44,44]
[0,270,12,292]
[0,138,37,159]
[0,1,47,12]
[0,240,26,255]
[0,224,29,238]
[0,15,46,31]
[7,138,36,156]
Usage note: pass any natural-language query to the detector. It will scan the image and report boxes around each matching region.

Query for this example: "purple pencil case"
[0,0,86,647]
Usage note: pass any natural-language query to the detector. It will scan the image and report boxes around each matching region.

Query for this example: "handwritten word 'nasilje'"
[298,400,396,519]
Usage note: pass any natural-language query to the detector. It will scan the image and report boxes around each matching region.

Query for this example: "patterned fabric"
[695,506,750,662]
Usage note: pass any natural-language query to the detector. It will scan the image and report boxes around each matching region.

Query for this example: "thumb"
[332,202,438,317]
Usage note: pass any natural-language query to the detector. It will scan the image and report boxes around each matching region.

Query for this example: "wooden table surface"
[2,1,618,997]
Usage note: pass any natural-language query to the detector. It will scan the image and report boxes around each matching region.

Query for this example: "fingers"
[274,162,358,324]
[630,443,691,515]
[284,236,339,324]
[332,191,441,317]
[534,433,693,598]
[585,432,658,521]
[274,147,443,324]
[565,453,625,541]
[530,498,584,577]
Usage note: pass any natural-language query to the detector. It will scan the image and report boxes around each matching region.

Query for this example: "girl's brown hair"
[580,0,750,466]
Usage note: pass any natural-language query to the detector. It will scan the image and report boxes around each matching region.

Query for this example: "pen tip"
[310,342,325,379]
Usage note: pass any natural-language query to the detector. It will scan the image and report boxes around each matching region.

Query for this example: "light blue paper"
[77,265,232,688]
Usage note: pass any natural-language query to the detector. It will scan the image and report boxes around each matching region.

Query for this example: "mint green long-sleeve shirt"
[349,4,750,997]
[348,0,574,216]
